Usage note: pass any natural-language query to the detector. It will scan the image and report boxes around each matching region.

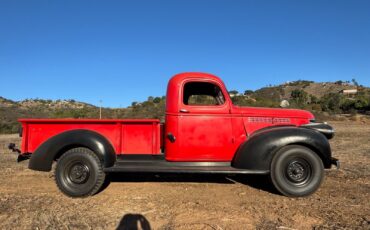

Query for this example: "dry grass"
[0,121,369,229]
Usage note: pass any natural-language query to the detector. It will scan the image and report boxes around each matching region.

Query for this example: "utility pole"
[99,100,102,119]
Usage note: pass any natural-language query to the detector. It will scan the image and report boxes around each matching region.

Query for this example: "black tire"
[270,145,324,197]
[55,147,106,197]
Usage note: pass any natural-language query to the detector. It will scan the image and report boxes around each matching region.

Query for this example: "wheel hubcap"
[69,163,90,184]
[286,159,311,185]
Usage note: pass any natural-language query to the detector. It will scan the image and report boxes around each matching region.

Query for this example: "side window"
[183,82,225,106]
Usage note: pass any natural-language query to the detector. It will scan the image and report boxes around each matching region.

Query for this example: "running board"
[104,160,269,174]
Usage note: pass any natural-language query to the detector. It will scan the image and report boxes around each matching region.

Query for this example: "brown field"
[0,121,369,229]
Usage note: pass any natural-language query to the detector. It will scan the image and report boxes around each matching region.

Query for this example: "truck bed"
[19,119,162,155]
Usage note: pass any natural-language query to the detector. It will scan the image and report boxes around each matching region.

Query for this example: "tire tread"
[55,147,106,197]
[270,145,324,197]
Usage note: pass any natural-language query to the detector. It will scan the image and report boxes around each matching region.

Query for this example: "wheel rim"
[285,158,312,186]
[66,162,90,184]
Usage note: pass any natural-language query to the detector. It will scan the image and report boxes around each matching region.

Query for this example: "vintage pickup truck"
[9,72,339,197]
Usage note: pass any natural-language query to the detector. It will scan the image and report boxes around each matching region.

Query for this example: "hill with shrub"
[1,80,369,133]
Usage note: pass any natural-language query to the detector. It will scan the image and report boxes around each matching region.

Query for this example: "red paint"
[20,72,315,162]
[20,119,161,155]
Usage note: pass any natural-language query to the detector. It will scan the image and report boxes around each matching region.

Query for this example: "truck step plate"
[104,160,269,174]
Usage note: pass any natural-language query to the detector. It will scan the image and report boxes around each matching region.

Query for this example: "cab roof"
[168,72,224,85]
[166,72,229,114]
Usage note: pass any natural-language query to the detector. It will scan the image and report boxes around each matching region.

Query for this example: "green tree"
[354,96,368,110]
[320,93,344,113]
[244,90,254,96]
[291,89,308,106]
[228,90,239,95]
[352,78,359,86]
[153,97,161,103]
[340,99,356,113]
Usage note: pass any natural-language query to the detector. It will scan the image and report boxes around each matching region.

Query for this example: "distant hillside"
[252,80,358,101]
[0,97,97,133]
[1,80,369,133]
[230,80,369,109]
[0,96,165,133]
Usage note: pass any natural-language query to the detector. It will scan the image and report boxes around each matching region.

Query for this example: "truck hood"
[232,105,315,120]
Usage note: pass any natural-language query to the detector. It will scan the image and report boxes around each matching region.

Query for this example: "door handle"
[179,109,189,113]
[167,133,176,143]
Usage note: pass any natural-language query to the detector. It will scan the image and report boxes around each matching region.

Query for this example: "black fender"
[232,126,332,171]
[29,129,116,172]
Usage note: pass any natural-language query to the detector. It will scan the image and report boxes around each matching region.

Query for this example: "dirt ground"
[0,121,369,230]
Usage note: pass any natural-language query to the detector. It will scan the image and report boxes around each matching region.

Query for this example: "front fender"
[232,126,332,171]
[29,129,116,171]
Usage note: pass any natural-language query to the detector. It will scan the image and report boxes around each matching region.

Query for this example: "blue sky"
[1,0,369,107]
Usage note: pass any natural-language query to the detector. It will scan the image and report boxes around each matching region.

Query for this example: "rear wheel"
[270,145,324,197]
[55,147,106,197]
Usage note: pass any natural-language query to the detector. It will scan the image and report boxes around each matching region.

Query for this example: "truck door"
[177,81,234,161]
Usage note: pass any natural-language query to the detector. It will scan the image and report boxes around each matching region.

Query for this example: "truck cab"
[10,72,339,198]
[165,73,318,162]
[165,73,237,161]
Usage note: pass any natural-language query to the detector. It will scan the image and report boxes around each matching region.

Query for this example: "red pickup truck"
[9,72,339,197]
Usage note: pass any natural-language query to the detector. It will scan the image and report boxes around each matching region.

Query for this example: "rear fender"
[232,126,332,171]
[29,129,116,171]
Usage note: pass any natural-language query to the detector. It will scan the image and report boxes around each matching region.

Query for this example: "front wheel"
[55,147,106,197]
[270,145,324,197]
